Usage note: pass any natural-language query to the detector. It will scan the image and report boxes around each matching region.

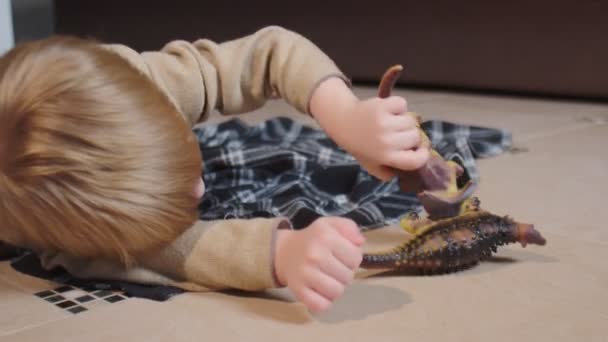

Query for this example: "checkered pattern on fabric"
[195,117,512,229]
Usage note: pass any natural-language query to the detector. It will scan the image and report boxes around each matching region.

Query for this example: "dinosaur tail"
[361,251,401,269]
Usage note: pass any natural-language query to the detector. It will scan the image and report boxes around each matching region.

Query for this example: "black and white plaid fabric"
[195,117,512,230]
[4,115,512,300]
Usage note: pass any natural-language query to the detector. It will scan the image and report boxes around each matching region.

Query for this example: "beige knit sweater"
[39,26,349,292]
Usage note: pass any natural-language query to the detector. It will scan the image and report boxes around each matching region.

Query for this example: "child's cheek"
[194,178,205,199]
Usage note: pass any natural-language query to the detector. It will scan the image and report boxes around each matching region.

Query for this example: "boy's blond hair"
[0,36,202,264]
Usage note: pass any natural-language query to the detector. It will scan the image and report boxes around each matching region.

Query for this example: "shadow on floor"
[219,282,412,324]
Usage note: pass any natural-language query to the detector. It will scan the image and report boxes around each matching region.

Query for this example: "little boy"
[0,26,429,313]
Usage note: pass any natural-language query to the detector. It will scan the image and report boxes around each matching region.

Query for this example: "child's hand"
[274,217,365,313]
[309,77,430,181]
[341,97,430,181]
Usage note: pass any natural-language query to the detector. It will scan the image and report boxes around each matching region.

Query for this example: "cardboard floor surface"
[1,87,606,342]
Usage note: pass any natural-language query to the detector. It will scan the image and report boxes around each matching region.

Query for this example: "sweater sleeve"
[105,25,350,126]
[39,218,293,292]
[68,26,339,292]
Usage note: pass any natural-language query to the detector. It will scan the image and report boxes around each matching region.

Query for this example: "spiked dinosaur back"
[360,205,546,274]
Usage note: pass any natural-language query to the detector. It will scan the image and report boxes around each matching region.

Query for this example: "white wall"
[0,0,14,54]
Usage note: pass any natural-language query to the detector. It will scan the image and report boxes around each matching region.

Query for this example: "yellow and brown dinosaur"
[361,65,546,274]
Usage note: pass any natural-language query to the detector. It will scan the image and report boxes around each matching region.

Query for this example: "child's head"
[0,36,202,264]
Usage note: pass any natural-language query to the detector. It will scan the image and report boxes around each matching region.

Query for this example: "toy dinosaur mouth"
[417,181,478,220]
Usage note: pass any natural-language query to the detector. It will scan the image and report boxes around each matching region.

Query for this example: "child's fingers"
[331,238,363,270]
[307,270,345,302]
[320,256,354,285]
[387,147,431,171]
[293,285,333,313]
[388,130,422,150]
[383,112,418,131]
[326,217,365,246]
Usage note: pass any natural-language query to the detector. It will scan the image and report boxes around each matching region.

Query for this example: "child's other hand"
[310,77,430,181]
[274,217,364,313]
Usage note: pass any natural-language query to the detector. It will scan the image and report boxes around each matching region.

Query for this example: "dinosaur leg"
[400,211,434,235]
[459,196,481,215]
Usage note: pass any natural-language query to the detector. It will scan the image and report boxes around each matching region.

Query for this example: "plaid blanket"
[196,117,512,229]
[6,116,511,300]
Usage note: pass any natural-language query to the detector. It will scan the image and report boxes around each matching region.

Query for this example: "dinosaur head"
[502,216,546,247]
[514,221,547,247]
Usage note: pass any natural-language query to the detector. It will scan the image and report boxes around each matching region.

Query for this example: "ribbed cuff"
[269,218,293,288]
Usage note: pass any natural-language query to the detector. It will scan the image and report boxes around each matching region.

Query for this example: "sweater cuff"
[269,218,293,288]
[180,218,292,291]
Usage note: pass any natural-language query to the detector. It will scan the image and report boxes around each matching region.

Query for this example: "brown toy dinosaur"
[360,65,546,274]
[361,195,546,274]
[377,65,477,220]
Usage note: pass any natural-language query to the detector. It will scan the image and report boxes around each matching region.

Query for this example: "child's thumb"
[383,96,407,114]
